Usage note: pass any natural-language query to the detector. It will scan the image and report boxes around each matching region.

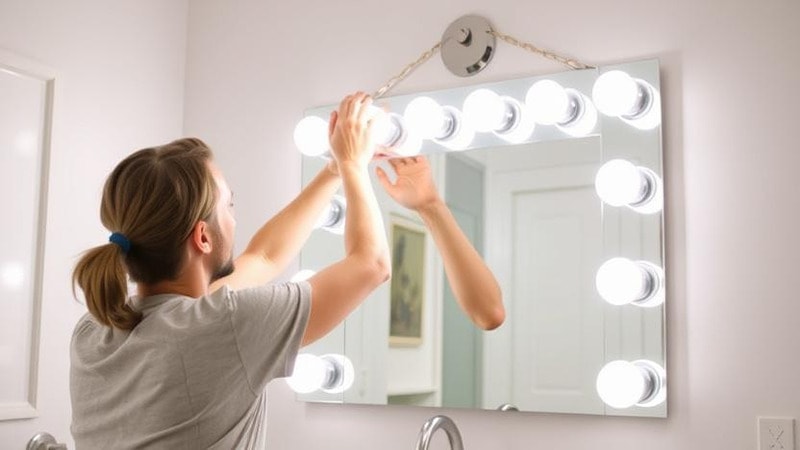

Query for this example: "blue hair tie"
[109,232,131,254]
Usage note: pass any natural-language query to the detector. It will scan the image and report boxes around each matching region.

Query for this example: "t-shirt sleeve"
[227,281,311,393]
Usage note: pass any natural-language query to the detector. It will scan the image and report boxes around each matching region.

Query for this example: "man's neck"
[137,267,210,299]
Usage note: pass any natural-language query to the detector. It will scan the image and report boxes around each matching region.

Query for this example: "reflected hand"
[375,157,440,211]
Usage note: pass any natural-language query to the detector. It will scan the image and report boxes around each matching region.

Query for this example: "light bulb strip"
[296,67,659,156]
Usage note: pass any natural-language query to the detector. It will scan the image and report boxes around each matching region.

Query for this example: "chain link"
[370,29,593,99]
[372,41,442,99]
[488,30,594,70]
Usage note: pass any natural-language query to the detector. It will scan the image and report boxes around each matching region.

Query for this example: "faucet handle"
[497,403,519,411]
[415,414,464,450]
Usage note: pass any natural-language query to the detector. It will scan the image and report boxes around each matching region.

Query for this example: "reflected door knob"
[27,432,67,450]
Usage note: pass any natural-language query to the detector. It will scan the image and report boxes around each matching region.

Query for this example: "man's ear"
[190,220,213,255]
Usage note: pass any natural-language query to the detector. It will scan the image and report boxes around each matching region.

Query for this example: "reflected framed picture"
[389,214,426,347]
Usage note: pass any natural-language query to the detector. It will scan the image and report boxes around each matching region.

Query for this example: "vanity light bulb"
[394,129,423,157]
[290,269,316,282]
[596,258,649,306]
[294,116,330,157]
[404,97,449,140]
[592,71,647,118]
[371,109,420,156]
[463,88,509,133]
[596,360,666,409]
[368,107,397,148]
[526,80,575,125]
[594,159,649,207]
[286,353,328,394]
[596,360,649,409]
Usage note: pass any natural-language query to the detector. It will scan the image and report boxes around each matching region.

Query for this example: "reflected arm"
[417,198,505,330]
[376,157,505,330]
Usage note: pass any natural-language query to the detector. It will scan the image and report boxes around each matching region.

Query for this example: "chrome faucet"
[414,415,464,450]
[497,403,519,412]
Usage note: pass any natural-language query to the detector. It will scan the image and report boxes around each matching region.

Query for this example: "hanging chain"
[371,28,593,99]
[488,30,594,70]
[372,41,442,99]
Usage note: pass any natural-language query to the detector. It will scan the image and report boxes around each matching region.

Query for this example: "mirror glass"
[296,59,665,417]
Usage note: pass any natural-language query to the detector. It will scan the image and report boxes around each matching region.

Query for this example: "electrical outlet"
[759,417,795,450]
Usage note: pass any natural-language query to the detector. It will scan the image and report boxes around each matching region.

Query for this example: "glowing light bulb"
[286,353,328,394]
[290,269,316,282]
[526,80,578,125]
[592,71,649,118]
[596,258,648,305]
[404,97,453,140]
[595,159,650,207]
[596,258,665,307]
[596,360,649,409]
[462,89,511,132]
[394,128,423,157]
[293,116,329,157]
[367,107,395,147]
[596,360,666,409]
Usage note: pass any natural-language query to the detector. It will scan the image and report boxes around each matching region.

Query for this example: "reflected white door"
[483,163,606,414]
[0,51,69,448]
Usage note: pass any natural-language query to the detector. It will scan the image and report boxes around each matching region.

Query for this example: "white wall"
[184,1,800,449]
[0,0,188,445]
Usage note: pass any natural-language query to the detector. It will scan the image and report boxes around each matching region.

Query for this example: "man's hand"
[328,92,376,168]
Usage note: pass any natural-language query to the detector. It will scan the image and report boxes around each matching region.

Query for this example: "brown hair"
[72,138,218,330]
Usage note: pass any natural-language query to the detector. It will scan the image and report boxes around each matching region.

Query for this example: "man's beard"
[211,253,235,283]
[209,222,235,283]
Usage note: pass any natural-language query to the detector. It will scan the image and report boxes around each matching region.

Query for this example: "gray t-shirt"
[70,281,311,449]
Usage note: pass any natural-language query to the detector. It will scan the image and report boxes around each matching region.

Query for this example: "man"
[70,92,388,449]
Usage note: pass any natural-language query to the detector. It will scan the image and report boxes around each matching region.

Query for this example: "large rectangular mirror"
[296,59,666,417]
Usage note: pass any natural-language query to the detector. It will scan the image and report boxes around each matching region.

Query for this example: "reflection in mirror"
[295,59,665,417]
